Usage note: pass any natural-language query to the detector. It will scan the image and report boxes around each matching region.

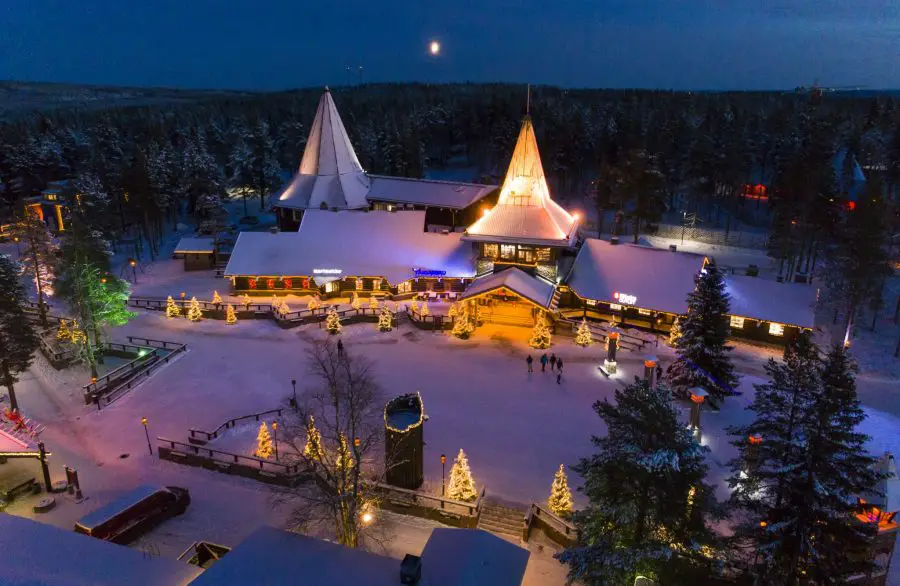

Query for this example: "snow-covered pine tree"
[16,212,57,327]
[447,448,477,501]
[255,422,274,459]
[303,415,325,462]
[325,306,342,334]
[350,293,361,311]
[575,318,593,347]
[451,306,475,339]
[727,337,882,583]
[377,305,392,332]
[277,299,290,318]
[308,298,319,311]
[369,296,379,310]
[548,464,574,517]
[528,312,552,349]
[165,295,180,318]
[666,266,738,408]
[187,296,203,322]
[557,378,718,585]
[0,255,40,412]
[242,294,252,310]
[668,316,682,346]
[410,298,419,313]
[212,291,222,305]
[225,304,237,325]
[420,302,429,317]
[56,319,71,341]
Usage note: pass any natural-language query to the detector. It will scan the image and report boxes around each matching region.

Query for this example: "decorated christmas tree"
[325,306,342,334]
[548,464,574,517]
[225,304,237,325]
[255,422,274,459]
[56,319,71,341]
[69,319,87,345]
[187,296,203,321]
[369,296,380,310]
[336,433,354,472]
[276,299,291,318]
[529,313,552,349]
[350,292,361,310]
[448,302,459,318]
[451,306,475,339]
[420,301,429,317]
[212,290,222,305]
[308,298,319,311]
[410,298,419,313]
[668,316,682,346]
[447,448,477,501]
[241,294,252,310]
[303,415,325,462]
[575,318,593,347]
[377,305,392,331]
[165,295,180,318]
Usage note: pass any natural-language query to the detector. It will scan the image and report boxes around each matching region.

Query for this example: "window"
[483,243,499,259]
[585,299,597,306]
[293,209,302,221]
[500,244,516,260]
[638,308,652,316]
[398,281,411,293]
[325,281,339,293]
[536,248,552,263]
[517,246,534,264]
[609,303,622,311]
[730,316,745,329]
[769,322,785,336]
[355,278,363,291]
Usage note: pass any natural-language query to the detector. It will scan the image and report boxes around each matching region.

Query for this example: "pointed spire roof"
[464,117,577,246]
[276,88,370,210]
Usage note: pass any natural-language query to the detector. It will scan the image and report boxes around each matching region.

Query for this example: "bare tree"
[272,338,387,548]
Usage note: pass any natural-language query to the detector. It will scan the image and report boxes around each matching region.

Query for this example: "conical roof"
[275,88,370,210]
[464,117,577,246]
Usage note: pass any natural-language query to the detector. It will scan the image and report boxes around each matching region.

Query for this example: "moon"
[429,40,441,56]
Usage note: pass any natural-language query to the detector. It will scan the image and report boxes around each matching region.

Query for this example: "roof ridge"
[368,174,496,188]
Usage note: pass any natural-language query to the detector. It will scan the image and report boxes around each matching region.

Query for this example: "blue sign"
[413,268,447,277]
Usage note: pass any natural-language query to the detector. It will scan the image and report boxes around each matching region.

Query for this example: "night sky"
[2,0,898,91]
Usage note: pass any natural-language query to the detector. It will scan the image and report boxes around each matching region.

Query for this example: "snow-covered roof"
[567,239,706,314]
[275,88,370,210]
[174,236,216,254]
[419,528,530,586]
[464,117,577,247]
[224,210,475,284]
[460,267,556,308]
[0,514,201,585]
[190,526,398,586]
[367,175,497,209]
[725,275,817,328]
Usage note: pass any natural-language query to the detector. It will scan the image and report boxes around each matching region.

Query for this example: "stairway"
[548,288,562,311]
[477,501,526,541]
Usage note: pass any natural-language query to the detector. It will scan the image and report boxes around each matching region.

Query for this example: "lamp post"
[13,236,20,256]
[128,258,137,284]
[440,453,447,496]
[290,378,297,411]
[180,292,186,318]
[272,422,279,461]
[141,417,152,456]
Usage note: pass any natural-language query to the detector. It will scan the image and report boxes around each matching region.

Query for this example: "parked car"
[74,485,190,544]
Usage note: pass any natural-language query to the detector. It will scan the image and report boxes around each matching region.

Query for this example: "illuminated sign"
[313,269,342,275]
[613,291,637,305]
[413,268,447,277]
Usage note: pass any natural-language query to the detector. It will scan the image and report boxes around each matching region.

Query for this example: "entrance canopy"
[459,267,556,309]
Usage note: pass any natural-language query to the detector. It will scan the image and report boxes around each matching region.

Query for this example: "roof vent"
[400,554,422,585]
[610,236,619,245]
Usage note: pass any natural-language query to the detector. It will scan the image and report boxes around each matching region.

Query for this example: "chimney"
[400,554,422,585]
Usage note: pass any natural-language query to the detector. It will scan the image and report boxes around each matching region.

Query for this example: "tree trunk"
[2,359,19,412]
[29,239,48,328]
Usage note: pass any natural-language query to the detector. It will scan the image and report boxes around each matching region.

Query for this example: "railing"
[83,337,188,408]
[406,309,450,331]
[370,480,486,523]
[128,296,274,314]
[156,437,308,486]
[189,408,284,444]
[558,316,648,351]
[82,343,159,397]
[523,503,577,545]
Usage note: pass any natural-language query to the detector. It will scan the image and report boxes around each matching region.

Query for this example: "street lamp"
[440,453,447,496]
[128,258,137,284]
[290,378,297,411]
[141,417,152,456]
[272,421,279,461]
[13,236,20,256]
[354,437,361,449]
[180,292,186,318]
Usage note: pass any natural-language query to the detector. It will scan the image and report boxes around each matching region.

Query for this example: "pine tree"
[420,301,429,317]
[575,318,593,347]
[69,319,87,345]
[165,295,180,318]
[448,302,459,318]
[336,433,354,472]
[325,306,342,334]
[410,298,419,313]
[666,266,738,408]
[447,448,477,501]
[727,337,882,582]
[668,316,682,346]
[225,304,237,325]
[212,290,222,305]
[350,293,361,311]
[276,299,290,318]
[187,296,203,321]
[241,294,252,310]
[529,312,552,349]
[255,422,274,459]
[558,379,719,585]
[303,415,325,462]
[0,255,40,412]
[548,464,574,518]
[308,298,319,311]
[15,211,57,327]
[369,296,380,310]
[451,306,475,339]
[56,319,71,341]
[377,305,392,331]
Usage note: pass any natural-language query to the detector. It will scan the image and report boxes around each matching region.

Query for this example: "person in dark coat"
[526,355,534,373]
[656,363,663,382]
[337,339,344,356]
[549,354,557,371]
[540,353,549,372]
[556,358,564,384]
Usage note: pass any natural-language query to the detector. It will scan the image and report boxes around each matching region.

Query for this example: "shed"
[174,237,217,271]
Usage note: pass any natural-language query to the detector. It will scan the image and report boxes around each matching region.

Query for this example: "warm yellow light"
[573,212,580,220]
[361,511,374,525]
[429,40,440,55]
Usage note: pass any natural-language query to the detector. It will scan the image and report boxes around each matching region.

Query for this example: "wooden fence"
[371,481,486,528]
[557,315,649,351]
[83,337,188,408]
[523,503,577,547]
[406,309,451,331]
[189,408,285,444]
[156,437,308,486]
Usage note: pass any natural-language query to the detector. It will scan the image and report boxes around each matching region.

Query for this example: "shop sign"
[313,268,342,275]
[413,268,447,277]
[613,291,637,305]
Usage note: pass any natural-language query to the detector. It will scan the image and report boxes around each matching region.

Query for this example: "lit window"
[638,308,652,316]
[536,248,552,263]
[769,322,785,336]
[500,244,516,260]
[517,246,534,264]
[586,299,597,306]
[609,303,622,311]
[483,243,499,259]
[355,278,363,291]
[730,316,745,329]
[325,281,339,293]
[398,281,411,293]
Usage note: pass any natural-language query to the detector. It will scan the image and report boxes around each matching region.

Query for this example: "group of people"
[526,352,564,384]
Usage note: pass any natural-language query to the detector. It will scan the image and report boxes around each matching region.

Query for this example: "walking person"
[526,355,534,373]
[556,358,564,384]
[656,362,663,383]
[337,339,344,356]
[549,353,557,372]
[540,353,548,372]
